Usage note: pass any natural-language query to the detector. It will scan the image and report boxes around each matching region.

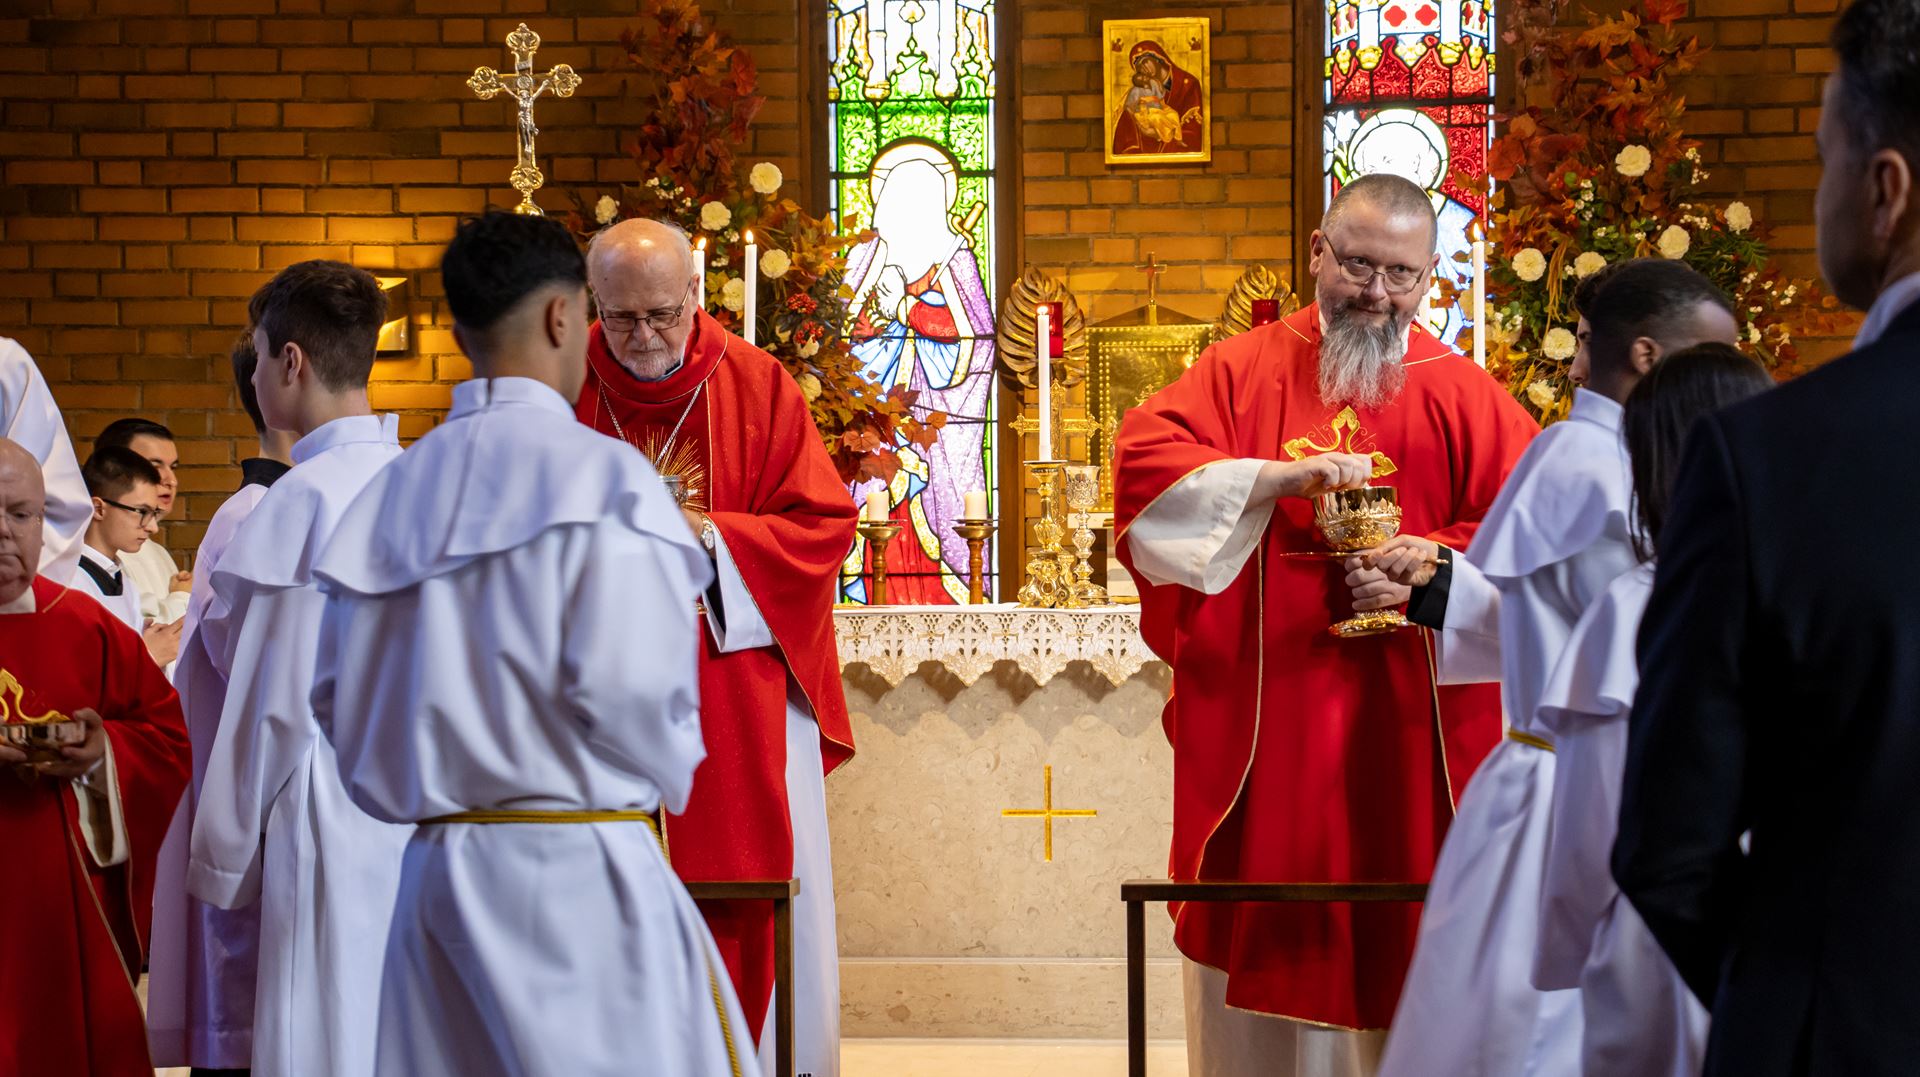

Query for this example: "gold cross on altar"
[1002,765,1097,862]
[468,24,581,216]
[1009,408,1098,461]
[1135,252,1165,307]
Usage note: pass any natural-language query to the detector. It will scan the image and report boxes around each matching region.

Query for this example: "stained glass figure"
[830,0,998,605]
[1324,0,1494,346]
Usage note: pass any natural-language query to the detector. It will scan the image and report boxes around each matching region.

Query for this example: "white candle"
[695,236,708,311]
[743,230,758,346]
[865,488,888,522]
[1036,304,1053,461]
[964,489,988,520]
[1471,238,1487,368]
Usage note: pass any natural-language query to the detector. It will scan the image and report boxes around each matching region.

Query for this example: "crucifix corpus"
[1135,252,1165,325]
[468,23,582,216]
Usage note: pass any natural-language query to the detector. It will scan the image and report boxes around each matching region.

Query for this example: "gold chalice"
[1313,486,1410,639]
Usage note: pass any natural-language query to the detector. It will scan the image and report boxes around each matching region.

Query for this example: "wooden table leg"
[775,892,795,1077]
[1127,896,1146,1077]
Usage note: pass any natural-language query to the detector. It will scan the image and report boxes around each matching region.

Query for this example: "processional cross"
[1002,765,1098,862]
[468,24,582,216]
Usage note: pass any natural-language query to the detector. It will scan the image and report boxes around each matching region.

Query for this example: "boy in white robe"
[92,416,192,629]
[1368,258,1738,1076]
[0,336,91,579]
[1534,342,1772,1076]
[187,259,409,1077]
[311,210,755,1077]
[70,446,164,633]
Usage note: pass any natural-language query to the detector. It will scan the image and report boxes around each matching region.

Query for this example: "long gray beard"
[1318,303,1410,409]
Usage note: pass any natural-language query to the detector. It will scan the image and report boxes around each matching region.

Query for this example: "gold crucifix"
[1010,408,1099,465]
[468,24,582,216]
[1135,252,1165,323]
[1002,765,1098,862]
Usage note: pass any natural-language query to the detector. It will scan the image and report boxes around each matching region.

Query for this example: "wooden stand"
[685,879,801,1077]
[855,520,904,606]
[952,519,998,605]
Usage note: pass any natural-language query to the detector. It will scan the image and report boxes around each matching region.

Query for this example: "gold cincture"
[468,24,582,216]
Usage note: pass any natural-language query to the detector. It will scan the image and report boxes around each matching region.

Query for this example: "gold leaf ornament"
[996,267,1089,392]
[1214,264,1302,340]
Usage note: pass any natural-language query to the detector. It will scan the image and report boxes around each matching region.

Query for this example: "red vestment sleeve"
[1421,378,1541,552]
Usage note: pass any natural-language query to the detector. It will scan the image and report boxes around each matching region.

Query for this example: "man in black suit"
[1612,0,1920,1073]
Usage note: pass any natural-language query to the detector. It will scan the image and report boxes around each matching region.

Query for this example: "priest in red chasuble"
[1114,175,1538,1074]
[0,437,190,1076]
[577,218,857,1077]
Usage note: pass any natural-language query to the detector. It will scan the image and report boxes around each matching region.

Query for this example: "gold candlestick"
[1063,465,1108,607]
[855,520,904,606]
[952,519,999,605]
[1018,460,1070,609]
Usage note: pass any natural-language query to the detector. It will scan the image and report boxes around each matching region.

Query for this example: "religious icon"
[1103,18,1212,165]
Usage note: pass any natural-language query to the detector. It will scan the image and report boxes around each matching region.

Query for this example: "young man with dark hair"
[95,416,192,627]
[186,259,407,1077]
[313,211,749,1075]
[73,447,165,634]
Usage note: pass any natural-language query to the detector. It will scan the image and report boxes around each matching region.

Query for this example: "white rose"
[720,277,745,312]
[700,200,732,232]
[1615,144,1653,178]
[1747,322,1761,343]
[761,249,791,279]
[1725,200,1753,233]
[1526,379,1559,410]
[1542,326,1577,361]
[1511,247,1547,282]
[594,195,618,225]
[1656,224,1691,259]
[750,162,783,196]
[795,372,822,401]
[1572,251,1607,278]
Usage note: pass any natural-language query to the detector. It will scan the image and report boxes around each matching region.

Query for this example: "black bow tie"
[78,556,123,597]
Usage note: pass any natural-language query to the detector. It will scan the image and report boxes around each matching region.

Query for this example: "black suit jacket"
[1614,298,1920,1077]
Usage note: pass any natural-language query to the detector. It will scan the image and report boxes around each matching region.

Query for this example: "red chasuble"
[1,578,189,1076]
[1114,305,1538,1029]
[577,310,857,1036]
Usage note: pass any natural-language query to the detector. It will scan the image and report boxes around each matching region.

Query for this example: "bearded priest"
[1114,173,1539,1076]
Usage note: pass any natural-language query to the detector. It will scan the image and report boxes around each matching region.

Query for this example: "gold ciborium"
[1313,486,1410,639]
[1,719,84,764]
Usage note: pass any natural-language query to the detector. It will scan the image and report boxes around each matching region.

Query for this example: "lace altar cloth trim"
[834,604,1160,688]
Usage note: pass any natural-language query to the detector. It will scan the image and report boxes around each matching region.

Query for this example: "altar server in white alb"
[1368,257,1738,1077]
[312,211,755,1077]
[0,335,90,579]
[1533,343,1771,1076]
[186,259,410,1077]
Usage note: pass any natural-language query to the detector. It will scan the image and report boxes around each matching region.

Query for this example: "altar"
[827,605,1185,1039]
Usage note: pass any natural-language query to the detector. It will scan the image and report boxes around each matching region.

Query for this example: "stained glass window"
[830,0,998,605]
[1324,0,1494,345]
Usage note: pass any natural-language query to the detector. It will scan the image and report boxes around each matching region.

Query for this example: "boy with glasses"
[74,445,167,637]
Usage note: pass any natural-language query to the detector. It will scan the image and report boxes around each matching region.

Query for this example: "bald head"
[1323,173,1438,254]
[588,218,700,292]
[0,438,45,602]
[587,217,705,382]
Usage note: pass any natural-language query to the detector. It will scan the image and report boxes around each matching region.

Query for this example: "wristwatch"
[699,517,719,554]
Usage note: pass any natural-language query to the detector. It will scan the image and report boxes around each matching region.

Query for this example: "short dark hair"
[1623,342,1773,561]
[82,446,163,502]
[1323,173,1439,254]
[246,260,386,393]
[231,330,266,435]
[1830,0,1920,167]
[1572,258,1629,318]
[94,417,174,455]
[442,211,587,334]
[1584,258,1735,380]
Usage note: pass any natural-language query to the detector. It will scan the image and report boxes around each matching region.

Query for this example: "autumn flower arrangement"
[574,0,941,482]
[1470,0,1847,422]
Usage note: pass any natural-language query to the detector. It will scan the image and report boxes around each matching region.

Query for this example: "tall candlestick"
[743,230,758,346]
[1471,238,1487,368]
[695,236,708,311]
[1036,303,1054,461]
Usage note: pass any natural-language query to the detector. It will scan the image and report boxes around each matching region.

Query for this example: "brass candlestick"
[1313,486,1410,638]
[1017,460,1070,609]
[952,519,999,605]
[855,520,905,606]
[1064,465,1108,607]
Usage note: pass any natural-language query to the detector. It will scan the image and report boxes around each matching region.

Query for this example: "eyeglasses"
[601,284,695,335]
[101,498,164,527]
[1320,237,1429,295]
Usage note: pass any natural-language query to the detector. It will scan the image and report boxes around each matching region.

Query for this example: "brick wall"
[0,0,807,555]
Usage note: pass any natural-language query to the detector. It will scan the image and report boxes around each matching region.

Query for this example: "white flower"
[1573,251,1608,278]
[700,200,732,231]
[750,162,784,196]
[719,277,745,312]
[1725,200,1753,233]
[1542,326,1578,361]
[760,249,792,279]
[594,195,618,225]
[1526,379,1559,410]
[1657,224,1691,259]
[1615,144,1653,178]
[797,337,822,359]
[795,372,822,401]
[1747,322,1761,343]
[1512,247,1548,282]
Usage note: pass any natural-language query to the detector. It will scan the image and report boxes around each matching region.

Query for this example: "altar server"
[0,337,90,579]
[186,260,408,1077]
[313,211,754,1077]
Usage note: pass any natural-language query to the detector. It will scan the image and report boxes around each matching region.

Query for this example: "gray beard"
[1318,303,1410,409]
[616,349,683,383]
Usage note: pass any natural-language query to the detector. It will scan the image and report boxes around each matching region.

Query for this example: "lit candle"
[695,236,708,311]
[964,489,988,520]
[864,488,888,522]
[1036,303,1053,461]
[743,230,758,346]
[1471,238,1487,368]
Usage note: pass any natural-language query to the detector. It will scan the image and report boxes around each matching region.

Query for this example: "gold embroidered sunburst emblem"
[0,669,67,725]
[1282,406,1399,478]
[636,429,709,513]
